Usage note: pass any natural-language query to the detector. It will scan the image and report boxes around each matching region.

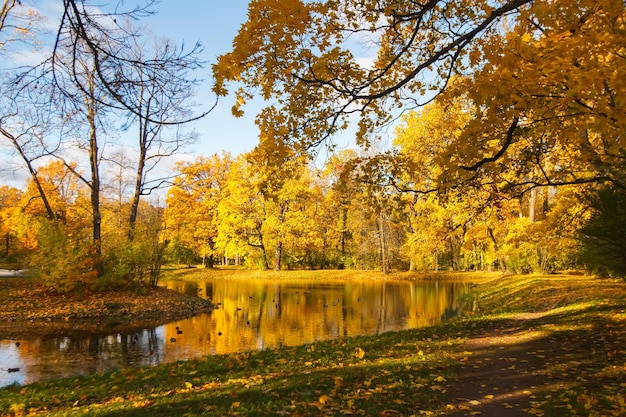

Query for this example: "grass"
[161,265,497,282]
[1,271,625,416]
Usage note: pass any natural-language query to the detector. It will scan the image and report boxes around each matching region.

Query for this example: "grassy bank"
[161,266,499,282]
[0,277,212,339]
[1,272,625,416]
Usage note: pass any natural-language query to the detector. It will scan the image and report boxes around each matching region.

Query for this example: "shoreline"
[0,277,212,339]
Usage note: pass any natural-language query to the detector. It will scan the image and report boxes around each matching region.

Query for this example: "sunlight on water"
[0,279,469,387]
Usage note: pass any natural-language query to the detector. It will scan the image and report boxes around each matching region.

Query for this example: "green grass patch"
[0,325,463,416]
[160,266,497,283]
[1,272,625,416]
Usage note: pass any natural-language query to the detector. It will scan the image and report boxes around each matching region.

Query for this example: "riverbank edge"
[2,271,624,417]
[0,278,212,339]
[0,268,483,339]
[161,266,505,282]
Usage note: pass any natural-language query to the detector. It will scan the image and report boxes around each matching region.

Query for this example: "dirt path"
[443,312,595,416]
[445,320,549,416]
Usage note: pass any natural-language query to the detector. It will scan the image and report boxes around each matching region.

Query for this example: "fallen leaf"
[319,394,331,404]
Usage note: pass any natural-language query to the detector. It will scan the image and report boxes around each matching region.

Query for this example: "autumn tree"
[320,150,360,268]
[440,0,626,192]
[0,96,59,222]
[214,0,538,150]
[261,158,325,270]
[214,0,625,243]
[165,153,233,267]
[0,1,211,287]
[0,185,22,259]
[216,154,270,269]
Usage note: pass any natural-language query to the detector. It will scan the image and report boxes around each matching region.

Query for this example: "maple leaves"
[213,0,536,148]
[441,0,626,189]
[214,0,626,205]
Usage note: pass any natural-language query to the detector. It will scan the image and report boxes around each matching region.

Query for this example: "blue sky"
[142,1,261,157]
[1,1,365,189]
[0,1,262,188]
[141,1,365,161]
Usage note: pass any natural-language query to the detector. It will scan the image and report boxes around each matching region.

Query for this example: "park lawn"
[1,271,625,416]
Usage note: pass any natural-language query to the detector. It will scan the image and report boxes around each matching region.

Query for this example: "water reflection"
[0,279,469,388]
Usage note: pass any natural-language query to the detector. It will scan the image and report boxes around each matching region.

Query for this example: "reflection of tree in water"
[2,280,472,386]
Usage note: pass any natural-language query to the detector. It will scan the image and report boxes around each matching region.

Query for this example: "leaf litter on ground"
[0,272,624,416]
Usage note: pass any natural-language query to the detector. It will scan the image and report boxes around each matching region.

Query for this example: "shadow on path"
[441,310,622,417]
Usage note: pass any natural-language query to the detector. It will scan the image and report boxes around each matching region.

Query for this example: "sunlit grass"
[161,266,499,283]
[1,272,625,416]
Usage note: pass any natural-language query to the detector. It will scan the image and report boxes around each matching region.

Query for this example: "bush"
[28,219,97,294]
[578,186,626,278]
[103,238,167,288]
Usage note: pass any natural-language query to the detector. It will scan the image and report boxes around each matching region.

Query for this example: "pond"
[0,278,470,388]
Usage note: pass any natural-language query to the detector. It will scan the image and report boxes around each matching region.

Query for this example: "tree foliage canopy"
[214,0,626,189]
[2,0,626,283]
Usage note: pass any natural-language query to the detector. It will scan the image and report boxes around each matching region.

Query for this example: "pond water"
[0,278,470,388]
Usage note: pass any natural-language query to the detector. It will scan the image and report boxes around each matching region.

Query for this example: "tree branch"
[461,117,519,171]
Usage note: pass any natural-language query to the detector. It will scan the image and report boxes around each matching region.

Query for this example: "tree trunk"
[87,76,102,275]
[378,211,390,273]
[488,227,506,272]
[260,243,269,270]
[542,187,549,216]
[274,240,282,271]
[128,107,149,241]
[127,159,144,241]
[339,207,347,268]
[529,187,537,223]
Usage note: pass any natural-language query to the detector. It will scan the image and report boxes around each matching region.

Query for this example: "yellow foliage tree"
[165,153,233,267]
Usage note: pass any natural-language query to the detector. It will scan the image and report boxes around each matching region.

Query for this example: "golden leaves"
[355,347,365,359]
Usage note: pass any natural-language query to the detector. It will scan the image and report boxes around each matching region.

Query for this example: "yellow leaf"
[319,394,331,404]
[355,347,365,359]
[232,401,241,408]
[184,381,193,389]
[435,375,446,382]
